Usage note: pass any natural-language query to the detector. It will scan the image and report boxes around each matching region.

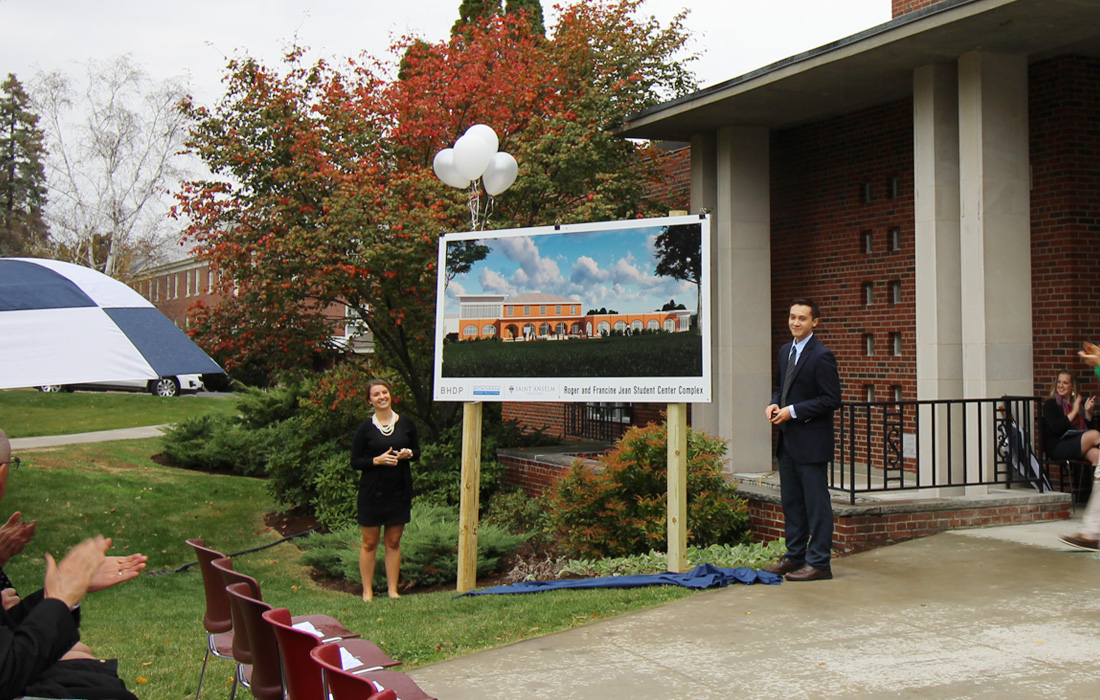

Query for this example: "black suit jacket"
[772,335,842,464]
[0,590,80,700]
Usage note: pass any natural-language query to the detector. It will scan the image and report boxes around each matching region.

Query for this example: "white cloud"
[479,268,514,296]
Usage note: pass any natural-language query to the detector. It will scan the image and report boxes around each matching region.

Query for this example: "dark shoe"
[760,556,803,576]
[1060,533,1100,551]
[785,564,833,581]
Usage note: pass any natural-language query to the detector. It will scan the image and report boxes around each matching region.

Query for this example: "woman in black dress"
[350,379,418,601]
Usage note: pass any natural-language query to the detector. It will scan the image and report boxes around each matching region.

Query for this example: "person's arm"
[0,598,80,698]
[403,421,420,461]
[349,422,380,472]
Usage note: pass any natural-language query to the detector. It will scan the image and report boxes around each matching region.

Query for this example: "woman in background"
[350,379,418,600]
[1042,370,1100,466]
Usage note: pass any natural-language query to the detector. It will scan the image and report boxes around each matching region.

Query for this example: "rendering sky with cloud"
[445,224,700,315]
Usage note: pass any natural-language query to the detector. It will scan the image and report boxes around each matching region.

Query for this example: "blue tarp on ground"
[460,563,782,596]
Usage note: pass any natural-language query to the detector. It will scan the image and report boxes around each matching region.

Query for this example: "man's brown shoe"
[760,556,803,576]
[1059,533,1100,551]
[785,564,833,581]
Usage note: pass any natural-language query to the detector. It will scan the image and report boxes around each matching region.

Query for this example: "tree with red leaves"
[175,0,696,438]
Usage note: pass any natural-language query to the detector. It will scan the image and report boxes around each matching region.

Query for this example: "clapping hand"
[87,552,148,592]
[1080,342,1100,369]
[0,511,36,567]
[44,535,110,608]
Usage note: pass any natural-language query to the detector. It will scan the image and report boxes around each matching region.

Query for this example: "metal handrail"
[832,395,1050,504]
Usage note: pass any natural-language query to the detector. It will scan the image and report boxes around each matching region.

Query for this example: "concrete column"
[958,51,1033,398]
[914,63,965,490]
[689,133,720,437]
[710,126,773,473]
[958,51,1033,484]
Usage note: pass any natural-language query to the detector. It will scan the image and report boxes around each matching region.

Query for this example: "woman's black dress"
[1043,397,1088,461]
[350,416,419,527]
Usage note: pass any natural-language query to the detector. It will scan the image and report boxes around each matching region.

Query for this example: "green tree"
[453,0,503,34]
[0,73,49,256]
[654,222,702,323]
[506,0,545,35]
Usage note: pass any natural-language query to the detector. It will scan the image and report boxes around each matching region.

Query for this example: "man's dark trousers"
[776,439,833,570]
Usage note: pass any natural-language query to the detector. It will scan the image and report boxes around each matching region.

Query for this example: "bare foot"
[387,591,400,599]
[362,590,373,602]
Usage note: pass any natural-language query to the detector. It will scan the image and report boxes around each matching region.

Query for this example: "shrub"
[412,411,557,508]
[546,423,751,559]
[299,503,526,590]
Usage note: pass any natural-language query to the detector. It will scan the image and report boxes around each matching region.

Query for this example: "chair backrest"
[309,644,395,700]
[186,538,232,634]
[263,607,326,700]
[226,582,284,700]
[212,557,254,665]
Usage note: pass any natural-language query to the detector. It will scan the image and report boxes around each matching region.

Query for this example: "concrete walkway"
[10,425,170,450]
[409,517,1100,700]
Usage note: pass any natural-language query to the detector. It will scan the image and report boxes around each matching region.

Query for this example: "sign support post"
[456,401,483,592]
[667,402,688,572]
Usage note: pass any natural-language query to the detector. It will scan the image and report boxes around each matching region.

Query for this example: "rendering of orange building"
[456,292,691,341]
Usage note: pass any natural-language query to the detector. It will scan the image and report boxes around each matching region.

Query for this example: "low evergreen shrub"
[546,423,751,559]
[299,503,526,589]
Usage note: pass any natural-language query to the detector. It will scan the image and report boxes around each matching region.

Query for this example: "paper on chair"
[339,646,364,670]
[292,620,323,637]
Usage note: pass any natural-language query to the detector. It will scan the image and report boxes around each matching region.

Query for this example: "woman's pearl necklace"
[372,413,398,436]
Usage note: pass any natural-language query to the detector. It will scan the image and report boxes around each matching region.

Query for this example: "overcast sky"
[1,0,891,105]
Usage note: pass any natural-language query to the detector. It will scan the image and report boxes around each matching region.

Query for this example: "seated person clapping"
[0,428,145,700]
[1042,370,1100,467]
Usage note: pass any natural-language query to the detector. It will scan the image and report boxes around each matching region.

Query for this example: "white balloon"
[433,148,470,189]
[464,124,499,154]
[482,152,518,196]
[453,133,494,181]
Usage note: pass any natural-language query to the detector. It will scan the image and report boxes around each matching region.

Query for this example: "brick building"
[508,0,1100,483]
[618,0,1100,474]
[135,258,373,354]
[455,292,690,340]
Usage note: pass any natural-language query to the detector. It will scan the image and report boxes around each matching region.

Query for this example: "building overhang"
[620,0,1100,140]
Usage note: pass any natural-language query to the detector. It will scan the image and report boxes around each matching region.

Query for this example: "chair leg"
[195,645,211,700]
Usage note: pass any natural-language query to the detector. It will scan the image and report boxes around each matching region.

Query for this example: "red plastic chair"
[185,539,239,700]
[226,582,285,700]
[263,607,398,700]
[211,557,256,688]
[310,643,437,700]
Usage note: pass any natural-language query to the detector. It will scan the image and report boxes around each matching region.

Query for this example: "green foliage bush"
[161,366,560,529]
[557,541,787,578]
[412,411,556,509]
[546,423,751,559]
[299,503,526,589]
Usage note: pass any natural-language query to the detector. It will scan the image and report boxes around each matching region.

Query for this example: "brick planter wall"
[741,483,1071,556]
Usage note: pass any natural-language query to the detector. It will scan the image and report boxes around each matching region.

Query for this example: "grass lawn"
[6,438,699,700]
[0,389,239,437]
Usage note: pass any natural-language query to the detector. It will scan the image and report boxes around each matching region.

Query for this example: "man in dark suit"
[762,299,842,581]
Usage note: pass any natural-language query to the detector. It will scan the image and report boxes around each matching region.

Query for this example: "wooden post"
[456,401,483,592]
[667,402,688,573]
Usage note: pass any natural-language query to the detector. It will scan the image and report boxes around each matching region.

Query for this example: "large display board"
[433,214,711,403]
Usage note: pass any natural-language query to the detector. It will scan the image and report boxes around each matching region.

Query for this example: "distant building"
[455,292,691,341]
[134,258,373,354]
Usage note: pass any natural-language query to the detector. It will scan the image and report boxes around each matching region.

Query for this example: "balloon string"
[466,182,495,231]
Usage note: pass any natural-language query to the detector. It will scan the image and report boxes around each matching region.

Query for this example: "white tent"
[0,258,223,389]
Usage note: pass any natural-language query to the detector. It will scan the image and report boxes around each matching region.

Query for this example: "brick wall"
[770,99,916,409]
[746,488,1070,555]
[649,145,691,212]
[1028,56,1100,398]
[503,402,565,437]
[892,0,948,18]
